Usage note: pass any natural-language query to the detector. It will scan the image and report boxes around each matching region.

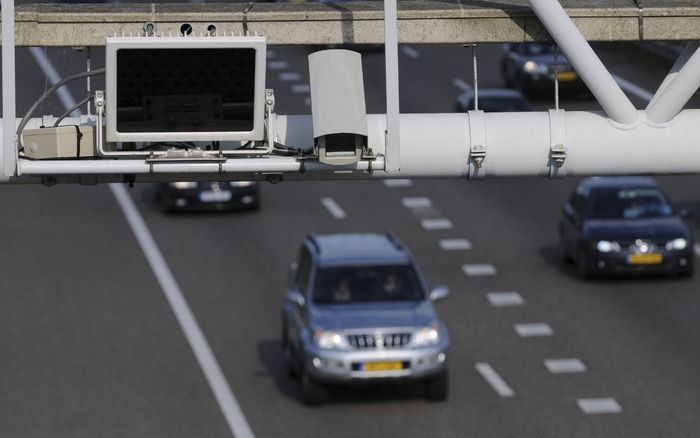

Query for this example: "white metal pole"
[648,41,700,107]
[527,0,638,125]
[2,0,16,178]
[646,43,700,123]
[384,0,400,171]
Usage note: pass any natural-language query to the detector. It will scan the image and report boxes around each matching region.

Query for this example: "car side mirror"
[287,262,298,289]
[679,208,694,219]
[429,285,449,302]
[286,291,306,307]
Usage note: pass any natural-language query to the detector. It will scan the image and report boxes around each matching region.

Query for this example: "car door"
[287,245,313,352]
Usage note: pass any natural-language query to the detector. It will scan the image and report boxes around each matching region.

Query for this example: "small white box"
[22,125,95,159]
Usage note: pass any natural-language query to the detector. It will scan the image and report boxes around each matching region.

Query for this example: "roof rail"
[305,233,320,253]
[385,232,405,251]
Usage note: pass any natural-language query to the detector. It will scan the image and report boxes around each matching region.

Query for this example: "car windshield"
[587,187,674,219]
[523,43,553,56]
[313,264,424,304]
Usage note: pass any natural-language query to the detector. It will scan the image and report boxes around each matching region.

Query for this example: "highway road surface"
[1,38,700,437]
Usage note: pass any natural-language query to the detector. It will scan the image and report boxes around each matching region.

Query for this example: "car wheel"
[282,330,299,378]
[301,366,327,406]
[577,248,591,279]
[425,371,448,401]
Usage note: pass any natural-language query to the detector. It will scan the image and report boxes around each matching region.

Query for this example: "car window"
[312,264,424,305]
[523,43,553,56]
[478,96,531,112]
[586,187,674,219]
[297,246,312,293]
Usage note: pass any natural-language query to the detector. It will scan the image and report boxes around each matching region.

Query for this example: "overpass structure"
[2,1,700,184]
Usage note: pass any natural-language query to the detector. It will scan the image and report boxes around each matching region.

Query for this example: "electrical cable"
[17,67,106,149]
[53,95,94,127]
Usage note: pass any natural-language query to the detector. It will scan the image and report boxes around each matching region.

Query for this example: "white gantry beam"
[646,43,700,123]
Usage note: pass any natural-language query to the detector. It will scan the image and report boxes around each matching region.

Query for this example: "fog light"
[680,258,688,266]
[437,353,446,363]
[597,260,606,269]
[175,198,187,207]
[312,357,321,368]
[242,195,254,204]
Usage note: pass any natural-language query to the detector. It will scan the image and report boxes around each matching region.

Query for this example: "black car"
[155,181,260,212]
[501,43,585,95]
[559,177,694,278]
[454,88,531,112]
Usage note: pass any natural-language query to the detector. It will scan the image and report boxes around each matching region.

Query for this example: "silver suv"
[281,233,450,405]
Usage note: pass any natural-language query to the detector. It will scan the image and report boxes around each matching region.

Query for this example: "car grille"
[347,332,412,350]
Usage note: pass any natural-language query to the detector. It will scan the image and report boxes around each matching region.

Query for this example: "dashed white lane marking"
[291,84,310,93]
[304,97,311,106]
[462,264,497,276]
[514,323,554,337]
[267,60,289,70]
[279,72,301,82]
[111,185,256,438]
[266,50,276,59]
[487,292,524,307]
[694,242,700,256]
[612,74,654,103]
[544,358,587,374]
[321,197,347,219]
[32,47,255,438]
[401,45,420,59]
[29,47,79,116]
[452,78,471,91]
[383,179,413,188]
[421,219,453,230]
[577,398,622,414]
[475,363,515,397]
[439,239,472,251]
[402,197,432,208]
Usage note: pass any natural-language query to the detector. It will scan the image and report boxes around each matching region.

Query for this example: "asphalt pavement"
[1,41,699,438]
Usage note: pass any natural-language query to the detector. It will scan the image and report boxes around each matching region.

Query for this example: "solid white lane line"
[267,60,289,70]
[401,45,420,59]
[383,179,413,188]
[303,97,311,106]
[321,197,347,219]
[439,239,472,251]
[475,363,515,397]
[544,358,586,374]
[266,50,276,59]
[401,197,432,209]
[31,47,255,438]
[577,398,622,414]
[111,185,255,438]
[612,74,654,103]
[279,72,301,82]
[421,219,453,230]
[452,78,471,91]
[29,48,79,116]
[514,323,553,337]
[694,242,700,256]
[291,84,310,93]
[487,292,524,307]
[462,264,497,276]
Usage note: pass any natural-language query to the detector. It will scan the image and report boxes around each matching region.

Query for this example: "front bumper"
[303,340,449,384]
[585,249,693,276]
[159,185,259,212]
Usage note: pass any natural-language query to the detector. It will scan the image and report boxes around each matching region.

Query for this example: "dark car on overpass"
[454,87,531,113]
[154,181,260,212]
[501,42,586,96]
[559,177,694,278]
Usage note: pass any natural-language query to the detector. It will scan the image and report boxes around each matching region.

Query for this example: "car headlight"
[413,325,440,347]
[665,238,688,251]
[229,181,254,188]
[596,240,621,253]
[314,330,347,350]
[169,181,197,189]
[523,61,548,74]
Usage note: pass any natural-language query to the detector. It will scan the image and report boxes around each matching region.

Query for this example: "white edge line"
[577,398,622,414]
[475,362,515,397]
[111,185,255,438]
[321,197,347,219]
[452,78,471,91]
[29,47,254,438]
[612,74,654,103]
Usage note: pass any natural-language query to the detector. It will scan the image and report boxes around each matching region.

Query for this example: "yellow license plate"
[363,362,403,372]
[628,253,663,265]
[556,71,577,81]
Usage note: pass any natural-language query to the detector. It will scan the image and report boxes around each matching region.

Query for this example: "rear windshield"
[313,264,424,305]
[586,187,674,219]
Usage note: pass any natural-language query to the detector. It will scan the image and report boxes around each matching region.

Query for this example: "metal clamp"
[468,110,487,179]
[635,0,644,41]
[94,90,106,156]
[548,109,567,179]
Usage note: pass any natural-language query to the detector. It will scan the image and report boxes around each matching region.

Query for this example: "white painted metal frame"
[2,0,16,180]
[384,0,400,172]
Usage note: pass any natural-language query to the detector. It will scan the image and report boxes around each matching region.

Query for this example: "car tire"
[577,248,591,279]
[282,330,299,378]
[301,366,327,406]
[425,371,448,401]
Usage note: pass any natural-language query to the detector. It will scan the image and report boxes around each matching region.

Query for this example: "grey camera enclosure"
[308,50,368,166]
